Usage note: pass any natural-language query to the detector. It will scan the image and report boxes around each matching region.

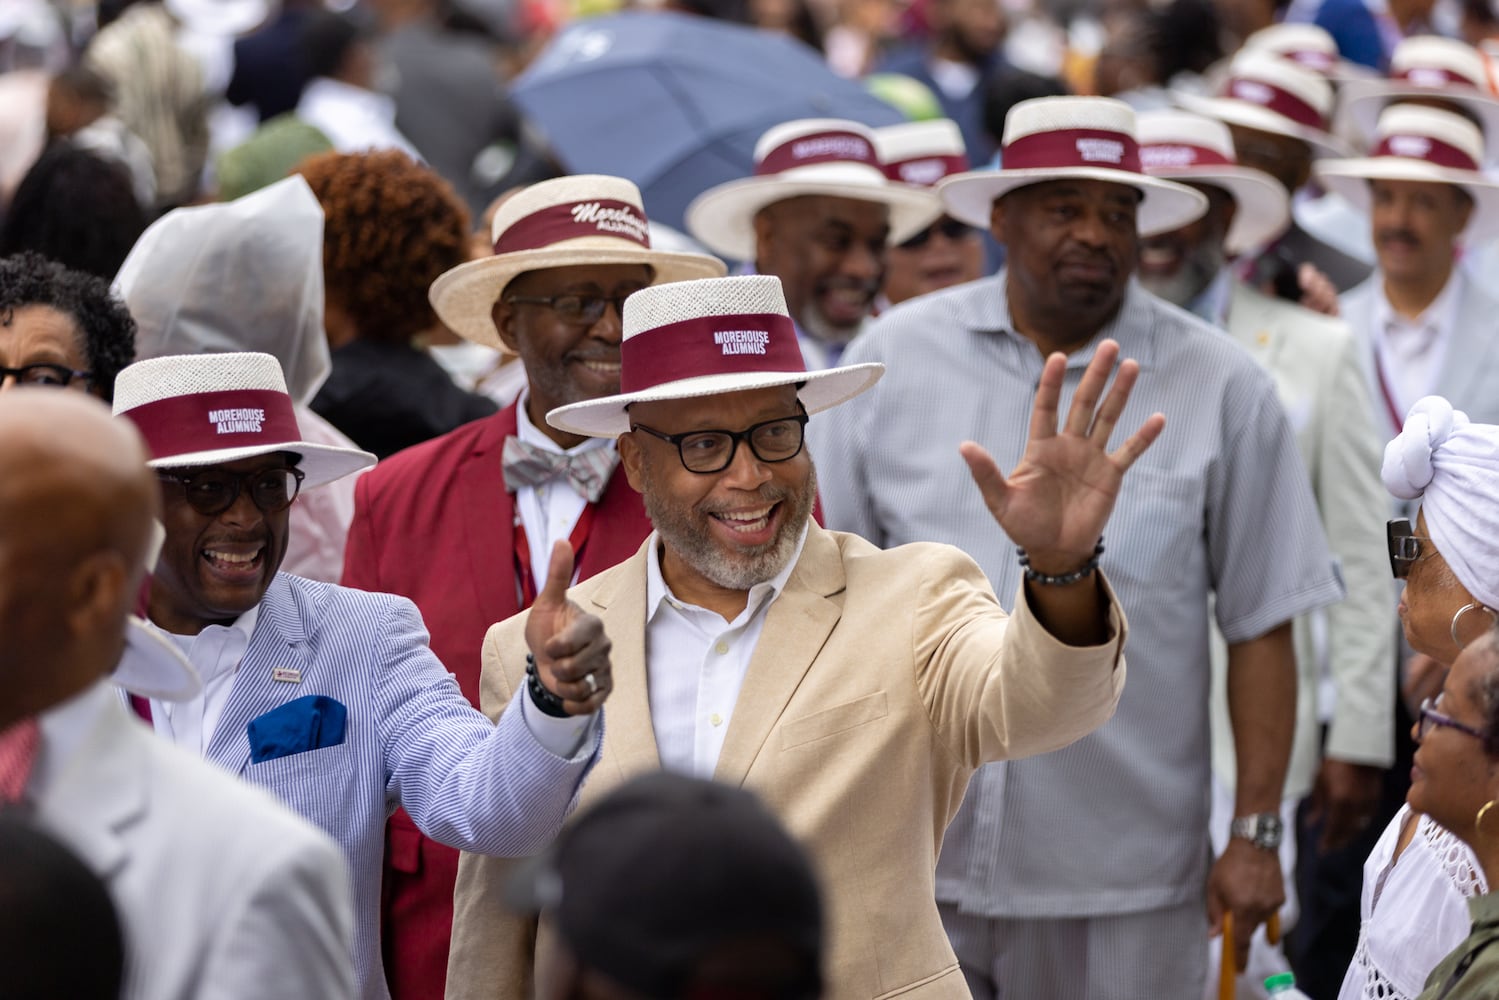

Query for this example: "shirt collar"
[515,390,612,455]
[1187,269,1234,328]
[645,521,810,626]
[162,604,259,687]
[1376,268,1463,340]
[956,271,1160,368]
[32,680,118,802]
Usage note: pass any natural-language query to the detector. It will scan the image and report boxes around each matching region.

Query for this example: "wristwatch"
[1230,813,1284,851]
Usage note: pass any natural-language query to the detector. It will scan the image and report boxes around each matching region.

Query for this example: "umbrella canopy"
[511,11,906,233]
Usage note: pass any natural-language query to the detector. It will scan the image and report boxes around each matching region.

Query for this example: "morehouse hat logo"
[1387,134,1433,158]
[714,328,770,356]
[1076,137,1125,164]
[1141,144,1199,169]
[791,135,871,163]
[209,406,266,435]
[898,158,948,186]
[571,201,649,243]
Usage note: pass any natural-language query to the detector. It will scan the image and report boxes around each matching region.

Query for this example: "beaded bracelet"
[525,653,569,718]
[1017,539,1104,587]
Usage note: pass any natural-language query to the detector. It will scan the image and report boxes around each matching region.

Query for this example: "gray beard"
[1139,244,1226,309]
[646,465,817,592]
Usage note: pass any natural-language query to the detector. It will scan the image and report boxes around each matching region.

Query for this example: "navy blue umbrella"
[510,11,906,233]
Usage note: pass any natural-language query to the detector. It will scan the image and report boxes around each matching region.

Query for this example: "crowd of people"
[5,0,1499,999]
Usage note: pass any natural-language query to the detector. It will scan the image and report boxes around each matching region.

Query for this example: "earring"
[1450,603,1497,648]
[1477,801,1499,845]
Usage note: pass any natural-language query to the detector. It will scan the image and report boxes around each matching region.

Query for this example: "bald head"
[0,390,157,724]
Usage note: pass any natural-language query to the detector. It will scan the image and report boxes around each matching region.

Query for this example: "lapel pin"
[271,667,302,684]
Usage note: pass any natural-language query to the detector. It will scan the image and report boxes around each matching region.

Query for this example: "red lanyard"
[1374,345,1406,433]
[513,501,597,608]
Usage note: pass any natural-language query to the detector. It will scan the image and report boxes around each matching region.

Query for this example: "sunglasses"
[158,467,306,516]
[1387,518,1432,579]
[897,217,975,250]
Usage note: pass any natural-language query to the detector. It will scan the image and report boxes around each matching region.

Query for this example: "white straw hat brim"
[684,177,943,262]
[1175,93,1352,159]
[113,617,202,701]
[938,167,1208,237]
[1143,165,1291,252]
[147,439,376,491]
[1338,85,1499,163]
[1314,158,1499,241]
[429,247,727,350]
[547,362,885,438]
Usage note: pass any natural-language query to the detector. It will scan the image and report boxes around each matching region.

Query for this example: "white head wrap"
[113,175,331,405]
[1382,395,1499,609]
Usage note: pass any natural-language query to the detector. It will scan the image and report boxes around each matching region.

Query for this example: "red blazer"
[341,400,653,1000]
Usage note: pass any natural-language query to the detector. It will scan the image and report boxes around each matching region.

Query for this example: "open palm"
[962,339,1164,575]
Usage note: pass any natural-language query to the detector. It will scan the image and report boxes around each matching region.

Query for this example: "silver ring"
[582,672,599,696]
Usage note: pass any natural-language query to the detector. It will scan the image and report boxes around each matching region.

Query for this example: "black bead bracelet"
[1017,539,1104,587]
[525,653,569,718]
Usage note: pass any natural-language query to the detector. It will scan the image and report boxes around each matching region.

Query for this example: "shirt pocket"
[1103,465,1206,590]
[779,692,889,750]
[244,739,356,789]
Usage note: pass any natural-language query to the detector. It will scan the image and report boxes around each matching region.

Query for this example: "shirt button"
[714,641,729,655]
[711,713,723,726]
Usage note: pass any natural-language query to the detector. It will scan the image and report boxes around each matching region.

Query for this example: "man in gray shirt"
[818,95,1344,999]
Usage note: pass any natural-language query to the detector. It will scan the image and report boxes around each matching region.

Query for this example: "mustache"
[699,484,793,515]
[815,275,880,296]
[1377,228,1420,245]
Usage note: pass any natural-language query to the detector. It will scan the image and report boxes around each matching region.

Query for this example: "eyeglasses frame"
[630,410,810,474]
[157,465,307,516]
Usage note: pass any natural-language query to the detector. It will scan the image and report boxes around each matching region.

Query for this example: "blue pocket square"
[248,695,347,764]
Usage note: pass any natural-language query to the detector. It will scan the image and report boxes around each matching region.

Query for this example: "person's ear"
[989,197,1007,245]
[618,431,646,495]
[752,207,778,269]
[65,551,129,641]
[492,298,522,355]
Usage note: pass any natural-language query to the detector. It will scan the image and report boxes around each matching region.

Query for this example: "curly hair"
[0,142,147,282]
[296,150,470,345]
[0,252,137,402]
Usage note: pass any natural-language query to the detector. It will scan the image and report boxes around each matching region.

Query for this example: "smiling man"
[819,96,1345,998]
[344,175,724,998]
[685,118,941,368]
[447,271,1159,999]
[115,350,615,1000]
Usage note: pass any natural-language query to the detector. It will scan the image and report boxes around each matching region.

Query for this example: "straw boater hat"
[112,352,376,488]
[683,119,943,263]
[1337,36,1499,164]
[874,119,970,188]
[429,175,727,350]
[1137,109,1292,253]
[1239,23,1376,81]
[1177,49,1352,158]
[546,274,883,438]
[1314,104,1499,241]
[937,96,1207,237]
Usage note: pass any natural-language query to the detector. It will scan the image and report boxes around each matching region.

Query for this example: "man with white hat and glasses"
[1137,107,1397,997]
[685,118,941,369]
[1181,49,1373,296]
[448,271,1157,999]
[345,174,723,998]
[819,95,1345,997]
[112,351,614,1000]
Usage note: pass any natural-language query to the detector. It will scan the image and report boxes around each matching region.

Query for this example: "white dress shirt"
[644,525,808,777]
[513,392,616,594]
[151,606,259,755]
[1374,272,1462,420]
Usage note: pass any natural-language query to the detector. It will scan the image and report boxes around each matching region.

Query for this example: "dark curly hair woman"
[297,149,496,458]
[0,251,136,402]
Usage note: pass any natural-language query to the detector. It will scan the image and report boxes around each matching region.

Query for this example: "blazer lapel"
[460,406,521,627]
[204,576,317,776]
[713,526,845,788]
[588,541,661,777]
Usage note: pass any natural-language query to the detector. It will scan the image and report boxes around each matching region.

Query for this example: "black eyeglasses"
[1388,518,1433,579]
[1417,695,1486,742]
[505,290,643,325]
[158,467,306,516]
[897,217,975,250]
[0,363,92,388]
[631,412,809,474]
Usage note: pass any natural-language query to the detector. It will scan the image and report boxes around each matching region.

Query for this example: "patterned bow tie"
[502,437,619,504]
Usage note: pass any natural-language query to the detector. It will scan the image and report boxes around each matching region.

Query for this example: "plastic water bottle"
[1264,973,1313,998]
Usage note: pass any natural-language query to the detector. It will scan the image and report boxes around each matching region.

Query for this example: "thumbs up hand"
[524,540,612,715]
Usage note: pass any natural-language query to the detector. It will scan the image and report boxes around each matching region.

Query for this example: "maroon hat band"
[121,389,303,462]
[1373,131,1480,170]
[1224,77,1326,130]
[1003,128,1142,173]
[619,313,804,394]
[755,130,878,177]
[1140,142,1236,170]
[494,199,651,255]
[1395,65,1482,89]
[884,153,970,186]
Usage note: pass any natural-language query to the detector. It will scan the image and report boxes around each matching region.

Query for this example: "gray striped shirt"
[814,272,1343,917]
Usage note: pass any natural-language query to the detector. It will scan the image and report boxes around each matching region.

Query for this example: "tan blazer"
[446,525,1127,1000]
